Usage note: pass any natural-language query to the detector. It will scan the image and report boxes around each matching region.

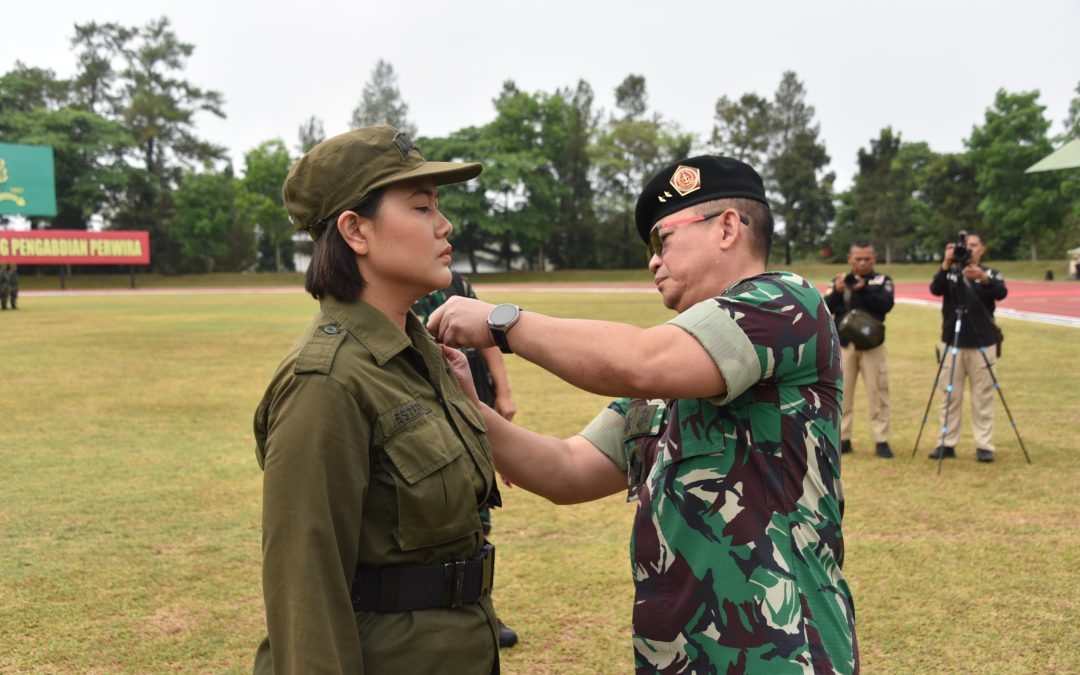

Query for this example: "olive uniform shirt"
[579,272,857,674]
[253,296,500,674]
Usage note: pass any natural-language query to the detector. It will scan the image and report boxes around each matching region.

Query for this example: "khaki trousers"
[938,345,997,451]
[840,342,890,443]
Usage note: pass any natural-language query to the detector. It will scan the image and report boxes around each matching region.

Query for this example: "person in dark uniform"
[928,231,1008,462]
[824,240,895,458]
[413,271,519,647]
[5,266,15,309]
[252,125,501,674]
[0,265,10,310]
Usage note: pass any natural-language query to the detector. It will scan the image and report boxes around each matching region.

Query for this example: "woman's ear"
[336,211,371,256]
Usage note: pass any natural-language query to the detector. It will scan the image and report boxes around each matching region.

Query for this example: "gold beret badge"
[669,165,701,197]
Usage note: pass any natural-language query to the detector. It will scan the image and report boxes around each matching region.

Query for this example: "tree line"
[2,17,1078,274]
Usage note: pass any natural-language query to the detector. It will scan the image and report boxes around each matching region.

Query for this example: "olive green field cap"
[283,125,483,239]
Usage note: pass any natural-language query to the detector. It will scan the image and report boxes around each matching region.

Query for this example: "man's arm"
[429,297,726,400]
[479,346,516,421]
[479,404,625,504]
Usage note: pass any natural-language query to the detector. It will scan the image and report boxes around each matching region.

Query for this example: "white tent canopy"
[1026,139,1080,173]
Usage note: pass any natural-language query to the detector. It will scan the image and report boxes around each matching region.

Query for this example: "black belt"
[351,543,495,612]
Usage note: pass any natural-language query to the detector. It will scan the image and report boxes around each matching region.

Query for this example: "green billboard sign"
[0,143,57,217]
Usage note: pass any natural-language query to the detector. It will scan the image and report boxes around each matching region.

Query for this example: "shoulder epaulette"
[295,323,347,375]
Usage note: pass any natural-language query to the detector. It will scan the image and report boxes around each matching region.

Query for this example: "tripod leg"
[976,346,1031,464]
[912,344,949,458]
[936,344,963,475]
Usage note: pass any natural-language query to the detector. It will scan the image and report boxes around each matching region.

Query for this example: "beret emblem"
[669,165,701,197]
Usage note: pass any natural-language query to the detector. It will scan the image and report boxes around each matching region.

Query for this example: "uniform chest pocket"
[379,406,479,551]
[648,400,733,482]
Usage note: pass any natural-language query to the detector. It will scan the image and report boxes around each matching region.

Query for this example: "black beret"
[634,155,769,243]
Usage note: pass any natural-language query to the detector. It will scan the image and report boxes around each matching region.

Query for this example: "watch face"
[489,303,518,327]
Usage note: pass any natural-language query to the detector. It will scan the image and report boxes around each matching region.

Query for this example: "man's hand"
[833,273,846,293]
[942,243,956,270]
[428,297,496,349]
[962,264,987,284]
[850,275,868,292]
[494,391,517,422]
[440,344,480,406]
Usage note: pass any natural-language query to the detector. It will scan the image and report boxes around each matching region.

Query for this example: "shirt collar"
[319,295,426,366]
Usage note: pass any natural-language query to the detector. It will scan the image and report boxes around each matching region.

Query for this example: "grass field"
[2,287,1078,673]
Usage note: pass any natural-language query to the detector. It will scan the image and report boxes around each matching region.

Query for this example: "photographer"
[928,231,1008,462]
[825,241,895,458]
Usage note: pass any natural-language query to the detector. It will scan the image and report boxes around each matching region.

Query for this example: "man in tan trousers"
[928,232,1008,462]
[825,241,895,458]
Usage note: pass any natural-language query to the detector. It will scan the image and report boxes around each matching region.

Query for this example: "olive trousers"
[840,342,890,443]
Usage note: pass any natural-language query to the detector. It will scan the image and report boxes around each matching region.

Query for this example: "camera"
[844,272,858,287]
[952,230,972,267]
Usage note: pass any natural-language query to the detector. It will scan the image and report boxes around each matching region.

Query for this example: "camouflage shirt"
[579,271,857,674]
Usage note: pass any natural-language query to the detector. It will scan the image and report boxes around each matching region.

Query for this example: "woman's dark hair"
[304,188,385,302]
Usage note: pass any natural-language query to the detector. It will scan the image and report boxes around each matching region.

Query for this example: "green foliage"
[591,75,694,268]
[766,72,835,264]
[236,139,294,272]
[296,115,325,154]
[1060,80,1080,142]
[836,127,917,262]
[349,59,416,137]
[711,72,835,264]
[711,92,771,168]
[170,168,251,273]
[966,89,1066,260]
[67,17,227,272]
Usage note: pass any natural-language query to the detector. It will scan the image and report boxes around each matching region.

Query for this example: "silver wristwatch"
[487,303,522,354]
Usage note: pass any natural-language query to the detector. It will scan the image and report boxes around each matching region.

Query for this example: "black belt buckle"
[444,559,468,608]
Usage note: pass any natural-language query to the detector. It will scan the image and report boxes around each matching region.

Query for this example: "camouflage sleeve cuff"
[577,406,628,473]
[668,298,760,406]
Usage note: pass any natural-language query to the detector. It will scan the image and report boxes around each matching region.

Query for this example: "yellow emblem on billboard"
[669,165,701,197]
[0,157,27,207]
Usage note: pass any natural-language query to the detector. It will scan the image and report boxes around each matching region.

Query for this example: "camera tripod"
[911,271,1030,473]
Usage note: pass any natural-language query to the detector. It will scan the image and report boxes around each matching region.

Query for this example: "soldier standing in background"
[6,266,17,310]
[825,241,895,458]
[430,156,857,674]
[0,265,10,310]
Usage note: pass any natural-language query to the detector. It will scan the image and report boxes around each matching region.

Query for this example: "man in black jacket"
[825,241,895,458]
[928,231,1008,463]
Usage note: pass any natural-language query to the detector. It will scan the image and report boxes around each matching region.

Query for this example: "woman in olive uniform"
[253,126,501,674]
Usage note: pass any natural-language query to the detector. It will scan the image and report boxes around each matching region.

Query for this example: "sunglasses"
[646,210,750,260]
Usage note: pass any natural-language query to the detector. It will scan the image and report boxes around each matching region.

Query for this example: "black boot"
[928,445,956,459]
[840,440,853,454]
[875,442,894,459]
[498,620,518,648]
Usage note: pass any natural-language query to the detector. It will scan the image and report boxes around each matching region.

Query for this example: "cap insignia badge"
[669,165,701,197]
[393,132,417,161]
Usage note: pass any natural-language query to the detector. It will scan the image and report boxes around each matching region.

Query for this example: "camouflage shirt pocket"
[622,399,667,502]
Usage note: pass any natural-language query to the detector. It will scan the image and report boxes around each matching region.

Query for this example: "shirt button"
[323,325,340,335]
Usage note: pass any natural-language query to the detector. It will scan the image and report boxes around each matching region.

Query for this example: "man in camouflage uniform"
[430,156,857,673]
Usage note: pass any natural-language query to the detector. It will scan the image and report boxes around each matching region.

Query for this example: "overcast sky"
[3,0,1078,192]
